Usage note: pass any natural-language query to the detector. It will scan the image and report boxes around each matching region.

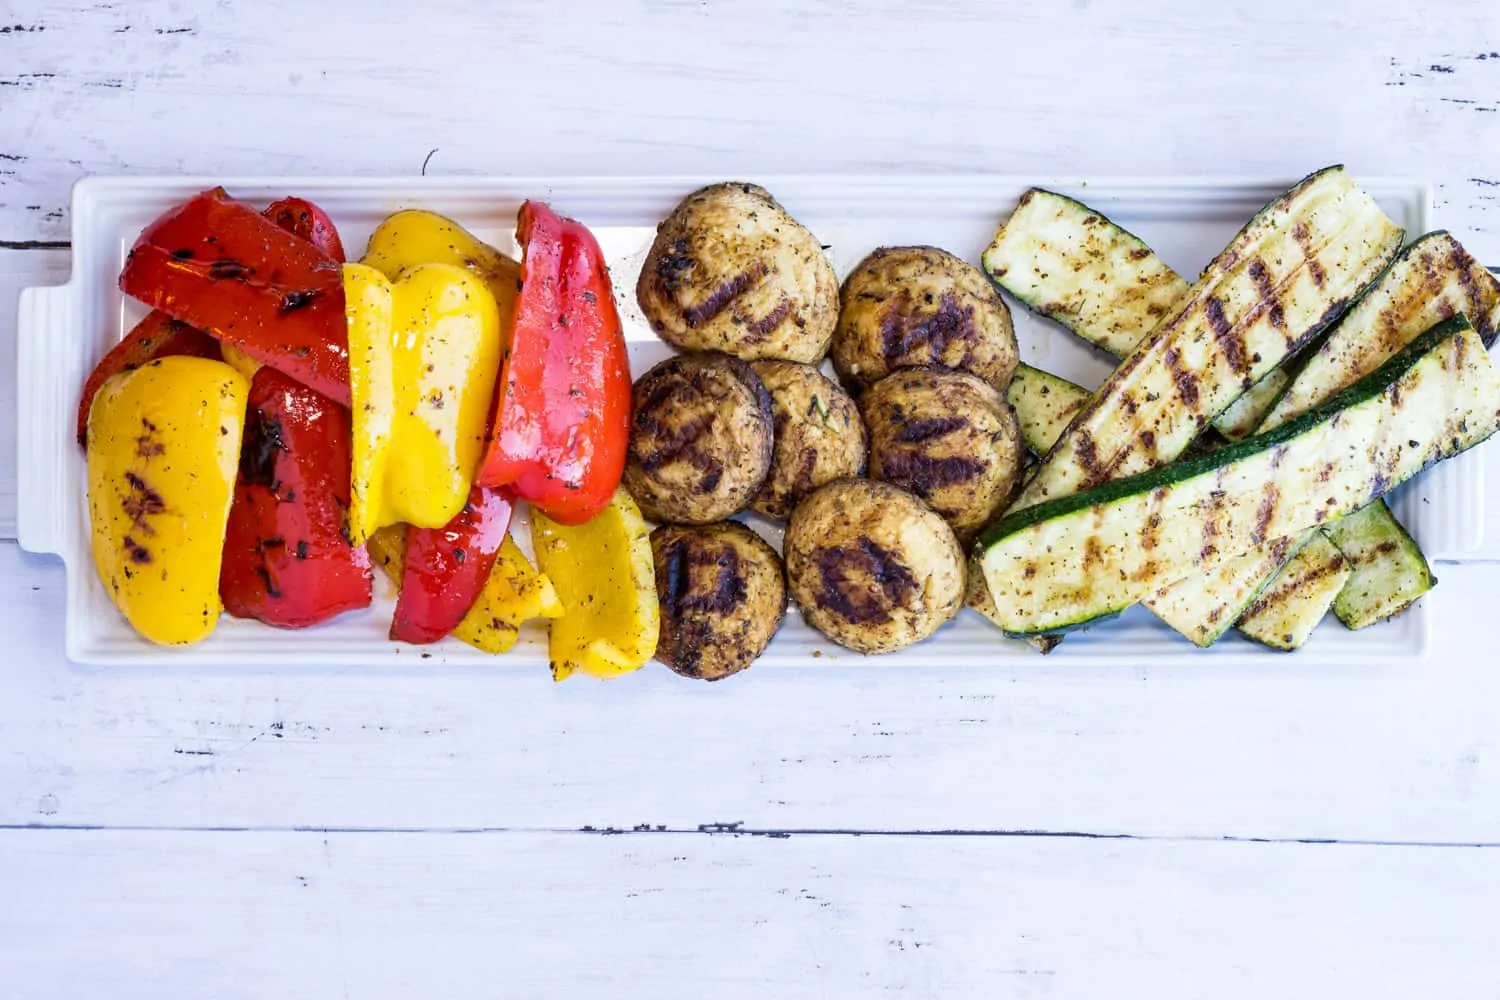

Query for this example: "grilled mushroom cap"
[783,478,965,654]
[637,182,839,363]
[833,245,1019,392]
[652,521,787,680]
[861,366,1023,542]
[748,360,867,521]
[623,352,774,525]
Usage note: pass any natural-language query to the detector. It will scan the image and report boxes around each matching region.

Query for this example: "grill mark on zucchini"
[1254,487,1280,544]
[1293,220,1328,288]
[1010,166,1404,514]
[1246,260,1286,331]
[977,315,1500,636]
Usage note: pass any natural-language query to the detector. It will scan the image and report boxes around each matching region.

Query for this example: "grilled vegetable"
[219,367,371,629]
[981,181,1390,446]
[342,260,502,541]
[977,315,1500,636]
[390,485,515,645]
[861,367,1022,542]
[1237,534,1351,650]
[833,245,1019,392]
[1143,536,1304,646]
[1011,166,1405,512]
[77,313,221,447]
[748,360,867,521]
[82,194,343,446]
[1326,502,1436,629]
[1212,368,1294,442]
[477,201,632,525]
[1262,231,1500,428]
[785,479,965,654]
[652,522,786,680]
[359,209,521,350]
[368,527,564,655]
[637,182,839,363]
[1006,363,1090,458]
[86,357,249,645]
[1170,232,1500,643]
[982,188,1189,359]
[119,188,350,404]
[1002,360,1301,646]
[263,196,347,261]
[623,352,774,525]
[532,486,659,681]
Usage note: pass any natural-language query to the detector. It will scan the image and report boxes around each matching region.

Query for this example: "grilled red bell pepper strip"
[79,196,346,446]
[390,485,515,644]
[476,201,631,525]
[220,366,372,628]
[263,197,346,262]
[119,189,350,404]
[76,312,221,446]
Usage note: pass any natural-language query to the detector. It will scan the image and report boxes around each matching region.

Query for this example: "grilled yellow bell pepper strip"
[360,210,522,337]
[86,356,249,645]
[368,526,564,654]
[343,260,501,542]
[531,486,659,681]
[219,342,263,382]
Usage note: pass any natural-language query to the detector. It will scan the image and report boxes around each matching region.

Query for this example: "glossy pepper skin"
[76,312,221,446]
[531,486,658,680]
[360,209,521,335]
[388,485,514,644]
[119,188,350,404]
[86,356,249,645]
[263,197,346,262]
[477,201,631,526]
[219,367,372,629]
[82,195,346,445]
[369,527,565,654]
[342,261,502,542]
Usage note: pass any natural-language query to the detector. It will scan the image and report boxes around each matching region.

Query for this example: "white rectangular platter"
[17,174,1470,667]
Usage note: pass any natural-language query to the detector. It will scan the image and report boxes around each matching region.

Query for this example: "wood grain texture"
[5,828,1500,999]
[3,535,1498,842]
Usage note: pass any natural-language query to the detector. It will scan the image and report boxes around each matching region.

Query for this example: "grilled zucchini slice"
[1237,534,1352,650]
[1169,232,1500,643]
[1326,502,1437,629]
[983,187,1295,442]
[982,188,1189,358]
[977,315,1500,636]
[1010,165,1404,512]
[1006,363,1091,457]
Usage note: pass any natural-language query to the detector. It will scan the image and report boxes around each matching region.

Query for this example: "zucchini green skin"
[1326,502,1437,629]
[1260,231,1500,431]
[1007,363,1091,457]
[982,188,1190,358]
[1003,361,1302,645]
[977,315,1500,636]
[1146,232,1492,646]
[1237,533,1352,650]
[1011,165,1406,513]
[984,188,1294,442]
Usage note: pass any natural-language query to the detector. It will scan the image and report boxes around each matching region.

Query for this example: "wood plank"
[5,539,1500,841]
[0,0,1497,260]
[3,828,1499,998]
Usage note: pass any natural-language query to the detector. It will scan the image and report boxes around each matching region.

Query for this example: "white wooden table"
[6,2,1500,996]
